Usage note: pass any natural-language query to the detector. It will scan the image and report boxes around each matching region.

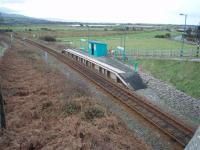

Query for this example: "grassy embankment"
[137,59,200,99]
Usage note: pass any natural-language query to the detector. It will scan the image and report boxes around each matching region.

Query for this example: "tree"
[79,23,84,27]
[125,27,129,31]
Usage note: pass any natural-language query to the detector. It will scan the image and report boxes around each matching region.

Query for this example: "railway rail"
[23,38,195,148]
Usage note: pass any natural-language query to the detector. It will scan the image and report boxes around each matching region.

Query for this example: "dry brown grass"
[0,40,149,150]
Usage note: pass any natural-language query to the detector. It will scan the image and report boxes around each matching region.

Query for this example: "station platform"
[64,48,146,90]
[95,56,146,90]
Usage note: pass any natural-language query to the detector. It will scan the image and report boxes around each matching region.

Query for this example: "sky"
[0,0,200,25]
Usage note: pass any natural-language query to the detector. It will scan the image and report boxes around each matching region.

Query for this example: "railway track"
[23,38,195,148]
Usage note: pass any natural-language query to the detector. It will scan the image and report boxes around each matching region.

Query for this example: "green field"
[0,24,75,31]
[1,24,196,51]
[56,30,195,51]
[136,59,200,99]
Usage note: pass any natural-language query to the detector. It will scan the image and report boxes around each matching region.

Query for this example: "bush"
[40,36,56,42]
[186,34,196,42]
[42,101,53,110]
[63,102,81,115]
[71,88,86,98]
[40,28,52,31]
[155,35,165,38]
[0,29,13,33]
[84,107,104,120]
[165,33,171,38]
[155,33,171,38]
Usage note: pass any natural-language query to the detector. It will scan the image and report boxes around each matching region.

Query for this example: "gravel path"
[137,71,200,128]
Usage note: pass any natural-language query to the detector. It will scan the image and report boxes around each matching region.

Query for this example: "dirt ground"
[0,40,148,150]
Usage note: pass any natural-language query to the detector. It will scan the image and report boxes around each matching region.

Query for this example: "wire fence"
[125,49,200,58]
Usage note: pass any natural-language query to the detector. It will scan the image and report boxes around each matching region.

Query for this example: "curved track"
[23,38,195,148]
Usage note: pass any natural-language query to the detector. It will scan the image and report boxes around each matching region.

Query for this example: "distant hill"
[0,7,19,14]
[0,12,53,25]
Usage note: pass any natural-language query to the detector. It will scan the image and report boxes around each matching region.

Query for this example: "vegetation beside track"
[138,59,200,99]
[0,40,147,149]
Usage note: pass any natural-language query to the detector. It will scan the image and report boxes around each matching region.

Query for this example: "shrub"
[84,107,104,120]
[40,28,52,31]
[155,35,165,38]
[0,29,13,33]
[165,33,171,38]
[42,101,53,110]
[155,33,171,38]
[63,102,81,115]
[40,36,56,42]
[71,88,86,98]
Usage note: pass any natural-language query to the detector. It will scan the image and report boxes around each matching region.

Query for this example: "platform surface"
[185,126,200,150]
[67,49,125,74]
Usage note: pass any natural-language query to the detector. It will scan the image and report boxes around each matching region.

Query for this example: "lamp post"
[179,13,187,57]
[123,25,126,54]
[86,25,89,42]
[85,24,89,51]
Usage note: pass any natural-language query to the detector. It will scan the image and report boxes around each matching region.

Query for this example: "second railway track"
[23,38,195,148]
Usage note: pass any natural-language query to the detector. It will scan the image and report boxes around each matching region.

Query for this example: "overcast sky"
[0,0,200,24]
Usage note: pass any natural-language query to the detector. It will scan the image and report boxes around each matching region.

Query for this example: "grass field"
[0,24,76,31]
[2,24,196,51]
[56,30,194,50]
[136,59,200,99]
[57,36,196,51]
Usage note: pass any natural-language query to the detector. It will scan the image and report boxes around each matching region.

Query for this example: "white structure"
[63,49,129,88]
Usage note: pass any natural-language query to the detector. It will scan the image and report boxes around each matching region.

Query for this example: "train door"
[91,43,94,55]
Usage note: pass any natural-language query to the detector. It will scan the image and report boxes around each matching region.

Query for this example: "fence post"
[191,49,193,58]
[134,61,138,73]
[197,44,199,57]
